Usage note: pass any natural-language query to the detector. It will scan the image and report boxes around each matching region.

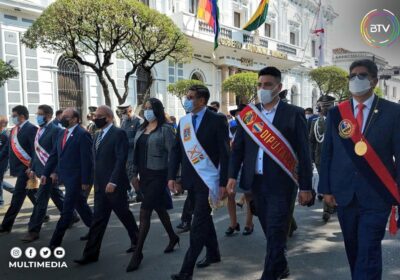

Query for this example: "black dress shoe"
[242,226,254,236]
[279,267,290,279]
[80,232,90,241]
[225,223,240,236]
[126,244,136,253]
[68,216,80,228]
[170,273,192,280]
[126,252,143,272]
[43,215,50,223]
[74,256,98,265]
[21,232,39,243]
[196,256,221,268]
[176,222,190,233]
[164,236,180,253]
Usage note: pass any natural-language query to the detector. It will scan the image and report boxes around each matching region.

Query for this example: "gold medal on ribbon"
[354,140,368,156]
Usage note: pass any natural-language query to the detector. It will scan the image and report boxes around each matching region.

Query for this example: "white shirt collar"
[261,99,280,114]
[101,123,113,135]
[353,94,375,111]
[68,124,79,134]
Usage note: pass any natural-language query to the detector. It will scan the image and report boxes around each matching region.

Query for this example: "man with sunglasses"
[319,59,400,280]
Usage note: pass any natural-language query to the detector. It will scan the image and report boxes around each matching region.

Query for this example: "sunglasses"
[348,73,369,81]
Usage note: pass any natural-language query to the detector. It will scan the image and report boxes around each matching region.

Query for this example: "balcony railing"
[220,27,233,39]
[277,44,297,55]
[243,34,254,44]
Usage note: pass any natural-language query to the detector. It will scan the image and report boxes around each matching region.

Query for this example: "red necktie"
[61,130,68,149]
[356,103,365,133]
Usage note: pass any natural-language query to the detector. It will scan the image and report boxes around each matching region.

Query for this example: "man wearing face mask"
[227,67,313,280]
[75,105,139,265]
[309,95,335,222]
[117,104,142,202]
[169,85,230,280]
[41,108,93,250]
[21,105,79,242]
[319,59,400,280]
[0,106,38,235]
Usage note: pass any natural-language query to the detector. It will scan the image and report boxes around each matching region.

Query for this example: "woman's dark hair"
[141,98,166,130]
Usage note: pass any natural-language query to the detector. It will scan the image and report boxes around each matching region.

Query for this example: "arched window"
[57,56,83,116]
[191,72,204,82]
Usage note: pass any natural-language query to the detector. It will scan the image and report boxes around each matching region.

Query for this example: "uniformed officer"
[86,106,98,138]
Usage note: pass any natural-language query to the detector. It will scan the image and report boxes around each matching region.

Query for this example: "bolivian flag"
[243,0,269,31]
[197,0,220,49]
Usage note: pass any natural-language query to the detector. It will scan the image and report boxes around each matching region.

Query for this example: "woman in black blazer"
[127,98,179,272]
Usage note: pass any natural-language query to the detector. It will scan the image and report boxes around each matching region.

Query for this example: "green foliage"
[22,0,192,105]
[222,72,258,100]
[168,79,205,106]
[0,60,18,87]
[309,66,349,101]
[374,86,384,98]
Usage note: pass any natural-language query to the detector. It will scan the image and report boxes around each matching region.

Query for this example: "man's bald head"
[96,105,114,119]
[94,105,113,127]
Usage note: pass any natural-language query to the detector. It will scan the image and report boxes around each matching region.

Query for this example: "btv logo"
[361,9,400,48]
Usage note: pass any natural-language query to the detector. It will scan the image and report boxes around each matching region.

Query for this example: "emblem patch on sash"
[187,144,204,165]
[338,119,355,139]
[183,125,191,142]
[243,111,255,125]
[252,122,264,134]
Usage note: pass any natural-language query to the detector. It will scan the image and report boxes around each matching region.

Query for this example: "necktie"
[192,115,198,132]
[95,130,103,151]
[356,103,365,133]
[38,127,45,139]
[61,129,68,149]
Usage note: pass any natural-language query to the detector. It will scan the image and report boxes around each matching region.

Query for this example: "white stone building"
[0,0,338,123]
[333,48,400,103]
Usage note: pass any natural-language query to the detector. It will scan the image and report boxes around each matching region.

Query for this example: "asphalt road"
[0,177,399,280]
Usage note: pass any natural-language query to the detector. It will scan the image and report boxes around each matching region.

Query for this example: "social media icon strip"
[39,247,52,259]
[54,247,65,259]
[25,247,37,259]
[10,247,22,259]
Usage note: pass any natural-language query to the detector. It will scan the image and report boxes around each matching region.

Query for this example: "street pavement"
[0,177,399,280]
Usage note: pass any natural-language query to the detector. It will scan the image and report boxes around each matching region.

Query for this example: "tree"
[374,86,384,98]
[222,72,258,104]
[309,66,349,101]
[22,0,192,107]
[168,79,205,108]
[0,60,18,87]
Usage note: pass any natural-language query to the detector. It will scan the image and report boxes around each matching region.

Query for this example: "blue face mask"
[36,115,46,126]
[183,99,194,113]
[143,109,156,122]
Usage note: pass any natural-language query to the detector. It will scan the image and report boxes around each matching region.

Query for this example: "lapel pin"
[374,109,379,113]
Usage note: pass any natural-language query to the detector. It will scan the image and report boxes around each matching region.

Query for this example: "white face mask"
[349,77,371,96]
[11,116,19,126]
[257,86,278,105]
[144,109,156,122]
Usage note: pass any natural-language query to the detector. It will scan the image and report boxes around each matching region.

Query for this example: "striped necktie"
[95,130,103,151]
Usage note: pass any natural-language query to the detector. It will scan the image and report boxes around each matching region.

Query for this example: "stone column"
[220,66,229,114]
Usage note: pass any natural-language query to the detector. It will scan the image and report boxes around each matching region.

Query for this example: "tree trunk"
[98,73,111,106]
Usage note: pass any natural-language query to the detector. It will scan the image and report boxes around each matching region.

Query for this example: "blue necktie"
[192,115,198,132]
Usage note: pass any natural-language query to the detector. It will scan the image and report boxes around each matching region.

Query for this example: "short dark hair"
[258,67,282,83]
[12,105,29,119]
[349,59,378,78]
[38,105,53,116]
[305,108,313,114]
[189,85,210,104]
[55,109,63,117]
[210,101,220,108]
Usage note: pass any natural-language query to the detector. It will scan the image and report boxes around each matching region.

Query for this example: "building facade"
[333,48,400,103]
[0,0,338,124]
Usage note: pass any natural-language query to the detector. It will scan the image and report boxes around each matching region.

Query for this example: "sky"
[329,0,400,66]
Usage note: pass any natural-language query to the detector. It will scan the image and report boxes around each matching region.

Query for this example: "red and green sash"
[237,104,299,186]
[332,100,400,234]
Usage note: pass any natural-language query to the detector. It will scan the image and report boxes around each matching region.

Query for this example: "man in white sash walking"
[227,67,313,280]
[169,85,230,280]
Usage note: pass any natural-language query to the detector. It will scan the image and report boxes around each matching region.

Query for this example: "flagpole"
[300,0,322,65]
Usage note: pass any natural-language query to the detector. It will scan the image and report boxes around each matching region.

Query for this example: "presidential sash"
[34,128,50,166]
[333,100,400,234]
[237,103,299,186]
[10,127,31,167]
[180,114,220,206]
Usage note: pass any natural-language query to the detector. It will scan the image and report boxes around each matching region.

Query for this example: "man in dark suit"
[41,108,93,249]
[319,59,400,280]
[169,85,230,280]
[0,106,38,234]
[227,67,313,280]
[21,105,79,242]
[74,105,138,265]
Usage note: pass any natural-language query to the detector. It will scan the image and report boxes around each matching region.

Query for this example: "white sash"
[11,127,31,166]
[180,114,220,205]
[34,128,50,166]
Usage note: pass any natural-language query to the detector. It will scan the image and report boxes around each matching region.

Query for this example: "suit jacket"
[93,125,130,192]
[31,122,62,177]
[43,125,93,186]
[0,131,9,172]
[318,97,400,209]
[9,122,37,177]
[229,102,313,195]
[168,109,230,191]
